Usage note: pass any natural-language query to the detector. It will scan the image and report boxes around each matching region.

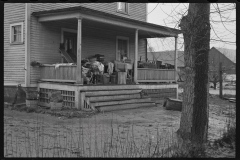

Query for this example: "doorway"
[61,28,77,63]
[63,32,77,62]
[116,36,129,61]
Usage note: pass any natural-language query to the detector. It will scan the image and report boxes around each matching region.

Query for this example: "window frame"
[116,2,129,15]
[10,22,24,44]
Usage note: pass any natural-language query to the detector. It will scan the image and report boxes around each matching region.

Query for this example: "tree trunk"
[177,3,210,146]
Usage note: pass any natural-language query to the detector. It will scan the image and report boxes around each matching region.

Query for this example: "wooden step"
[85,89,142,96]
[88,93,141,102]
[91,98,152,108]
[96,102,156,112]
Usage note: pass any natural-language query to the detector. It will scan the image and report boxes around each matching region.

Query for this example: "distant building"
[148,47,235,74]
[147,47,235,81]
[209,47,236,74]
[147,50,185,69]
[215,47,236,63]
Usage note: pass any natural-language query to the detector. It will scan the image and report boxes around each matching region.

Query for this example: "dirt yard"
[4,89,235,158]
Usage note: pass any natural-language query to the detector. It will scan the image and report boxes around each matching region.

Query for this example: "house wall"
[29,19,146,84]
[4,3,26,86]
[209,48,235,74]
[31,3,147,22]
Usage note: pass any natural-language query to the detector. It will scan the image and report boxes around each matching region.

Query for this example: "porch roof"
[32,6,181,38]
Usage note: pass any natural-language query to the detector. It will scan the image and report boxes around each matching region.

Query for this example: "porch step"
[95,102,156,112]
[85,89,142,96]
[91,98,152,108]
[87,93,141,102]
[81,88,157,112]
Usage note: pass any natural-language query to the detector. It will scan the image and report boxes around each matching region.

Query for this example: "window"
[117,2,128,14]
[116,36,129,61]
[10,22,23,44]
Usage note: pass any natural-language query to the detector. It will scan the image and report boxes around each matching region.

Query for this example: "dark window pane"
[12,25,21,42]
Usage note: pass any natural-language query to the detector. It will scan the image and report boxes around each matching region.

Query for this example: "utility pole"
[219,62,223,98]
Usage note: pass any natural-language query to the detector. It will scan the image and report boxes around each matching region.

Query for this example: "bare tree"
[177,3,211,150]
[147,4,235,150]
[209,68,228,90]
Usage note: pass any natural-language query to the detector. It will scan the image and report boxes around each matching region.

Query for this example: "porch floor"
[38,80,176,86]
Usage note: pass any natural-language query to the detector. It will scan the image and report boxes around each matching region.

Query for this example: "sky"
[146,3,236,52]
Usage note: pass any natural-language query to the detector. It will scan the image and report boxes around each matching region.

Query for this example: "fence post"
[219,62,223,98]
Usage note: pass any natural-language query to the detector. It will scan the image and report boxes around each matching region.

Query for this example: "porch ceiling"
[32,6,181,38]
[54,18,165,39]
[81,19,175,38]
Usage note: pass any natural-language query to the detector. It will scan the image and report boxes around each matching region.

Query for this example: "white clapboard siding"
[29,19,146,84]
[31,3,146,22]
[4,3,26,85]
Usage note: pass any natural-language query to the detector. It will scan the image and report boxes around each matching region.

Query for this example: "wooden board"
[163,98,182,111]
[138,68,175,81]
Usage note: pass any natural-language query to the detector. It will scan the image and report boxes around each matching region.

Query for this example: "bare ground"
[4,89,235,158]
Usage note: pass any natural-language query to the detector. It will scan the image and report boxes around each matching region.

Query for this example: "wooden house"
[4,3,181,110]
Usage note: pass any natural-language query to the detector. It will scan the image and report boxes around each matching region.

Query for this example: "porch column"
[76,18,82,84]
[174,36,178,82]
[134,29,138,84]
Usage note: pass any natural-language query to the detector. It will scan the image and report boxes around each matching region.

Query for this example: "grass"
[4,103,236,158]
[4,110,178,157]
[213,105,236,149]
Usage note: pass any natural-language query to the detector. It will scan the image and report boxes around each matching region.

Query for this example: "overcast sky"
[147,3,236,51]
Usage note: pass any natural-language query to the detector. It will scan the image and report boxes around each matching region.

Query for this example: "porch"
[32,6,180,85]
[32,6,180,110]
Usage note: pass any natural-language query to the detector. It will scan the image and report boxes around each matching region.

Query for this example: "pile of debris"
[48,91,63,110]
[222,97,236,103]
[222,94,236,103]
[163,98,182,111]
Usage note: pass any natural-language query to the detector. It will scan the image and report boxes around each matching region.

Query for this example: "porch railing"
[137,68,176,82]
[39,65,176,83]
[40,64,77,82]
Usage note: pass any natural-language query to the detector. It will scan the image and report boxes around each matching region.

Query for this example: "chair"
[114,60,133,84]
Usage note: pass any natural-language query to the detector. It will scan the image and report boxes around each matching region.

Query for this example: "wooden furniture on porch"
[114,61,133,84]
